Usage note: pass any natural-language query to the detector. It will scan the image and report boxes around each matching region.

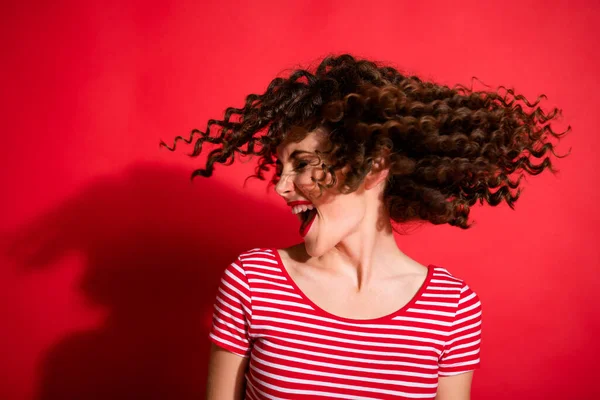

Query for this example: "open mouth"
[289,201,318,237]
[299,208,317,237]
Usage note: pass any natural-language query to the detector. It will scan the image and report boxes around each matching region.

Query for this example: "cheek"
[296,168,328,196]
[295,170,315,187]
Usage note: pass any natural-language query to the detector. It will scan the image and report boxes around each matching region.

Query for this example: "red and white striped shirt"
[209,248,482,399]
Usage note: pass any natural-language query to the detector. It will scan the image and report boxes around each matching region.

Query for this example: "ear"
[365,156,390,190]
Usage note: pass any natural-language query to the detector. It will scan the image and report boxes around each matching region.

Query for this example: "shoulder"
[218,248,276,289]
[227,248,281,279]
[429,265,481,305]
[235,247,279,265]
[429,264,466,285]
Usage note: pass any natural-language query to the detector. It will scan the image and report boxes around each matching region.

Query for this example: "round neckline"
[271,248,434,324]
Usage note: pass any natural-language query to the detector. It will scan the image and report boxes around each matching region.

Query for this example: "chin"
[303,236,336,258]
[303,239,321,258]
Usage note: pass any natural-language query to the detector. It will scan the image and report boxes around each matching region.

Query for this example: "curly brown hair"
[160,54,570,229]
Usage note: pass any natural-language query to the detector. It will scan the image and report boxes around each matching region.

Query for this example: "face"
[275,130,369,257]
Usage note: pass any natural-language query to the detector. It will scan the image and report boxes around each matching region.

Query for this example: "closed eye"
[275,159,309,175]
[294,160,309,171]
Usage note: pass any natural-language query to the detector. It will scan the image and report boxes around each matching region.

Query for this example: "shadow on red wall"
[6,162,295,399]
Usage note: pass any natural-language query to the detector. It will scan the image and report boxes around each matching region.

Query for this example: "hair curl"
[160,54,570,229]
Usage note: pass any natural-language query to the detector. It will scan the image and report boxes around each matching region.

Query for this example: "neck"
[312,203,405,291]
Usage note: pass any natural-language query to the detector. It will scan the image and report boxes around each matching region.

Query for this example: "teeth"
[291,204,314,215]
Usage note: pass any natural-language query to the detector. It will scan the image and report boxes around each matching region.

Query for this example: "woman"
[161,54,567,399]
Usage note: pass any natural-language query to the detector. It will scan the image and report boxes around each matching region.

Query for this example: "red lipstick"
[287,200,313,207]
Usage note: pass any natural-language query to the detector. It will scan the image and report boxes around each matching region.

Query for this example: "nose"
[274,172,295,199]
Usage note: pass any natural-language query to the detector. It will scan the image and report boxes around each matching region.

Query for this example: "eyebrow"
[275,150,314,164]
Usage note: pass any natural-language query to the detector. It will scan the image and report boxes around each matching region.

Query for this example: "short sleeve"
[208,257,253,358]
[438,283,482,376]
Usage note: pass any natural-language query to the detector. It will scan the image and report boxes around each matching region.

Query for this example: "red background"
[1,1,599,399]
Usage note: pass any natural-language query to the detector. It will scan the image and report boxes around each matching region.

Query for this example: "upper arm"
[435,371,474,400]
[206,256,253,399]
[206,343,249,400]
[437,282,482,399]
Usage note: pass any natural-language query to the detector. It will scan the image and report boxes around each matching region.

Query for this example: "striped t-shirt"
[209,248,482,399]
